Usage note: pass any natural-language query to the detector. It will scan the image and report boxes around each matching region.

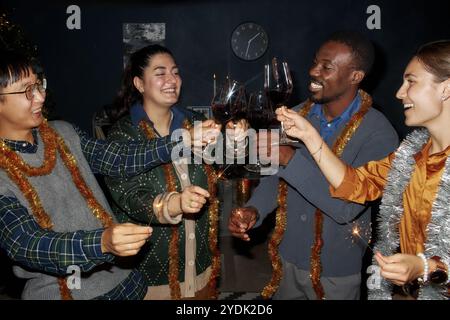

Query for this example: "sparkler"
[216,164,233,180]
[348,221,374,254]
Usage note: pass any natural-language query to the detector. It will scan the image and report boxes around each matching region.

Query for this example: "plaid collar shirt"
[0,124,178,299]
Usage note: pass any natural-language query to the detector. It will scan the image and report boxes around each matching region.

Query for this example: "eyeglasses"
[0,78,47,101]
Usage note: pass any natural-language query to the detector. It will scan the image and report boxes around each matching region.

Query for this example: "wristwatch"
[428,256,448,285]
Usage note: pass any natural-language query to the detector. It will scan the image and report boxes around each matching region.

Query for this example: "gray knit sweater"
[0,121,131,299]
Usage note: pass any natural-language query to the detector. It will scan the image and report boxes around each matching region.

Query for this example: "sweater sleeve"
[0,195,114,276]
[330,153,395,204]
[76,125,176,178]
[277,121,398,224]
[103,119,165,224]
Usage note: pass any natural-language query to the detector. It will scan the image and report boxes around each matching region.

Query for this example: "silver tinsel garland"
[369,129,450,300]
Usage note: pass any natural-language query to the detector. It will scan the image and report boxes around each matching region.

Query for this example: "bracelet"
[152,194,164,221]
[163,191,183,224]
[311,140,324,156]
[417,252,429,284]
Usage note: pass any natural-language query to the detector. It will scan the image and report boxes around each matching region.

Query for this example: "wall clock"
[231,22,268,61]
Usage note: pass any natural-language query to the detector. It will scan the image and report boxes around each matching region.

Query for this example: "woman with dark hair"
[104,44,242,299]
[277,40,450,300]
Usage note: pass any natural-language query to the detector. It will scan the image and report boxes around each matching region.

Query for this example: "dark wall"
[2,0,449,138]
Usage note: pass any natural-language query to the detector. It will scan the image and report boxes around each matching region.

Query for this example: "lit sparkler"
[348,221,374,254]
[216,164,233,180]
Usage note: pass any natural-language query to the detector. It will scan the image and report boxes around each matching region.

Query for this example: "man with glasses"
[0,79,47,100]
[0,50,218,299]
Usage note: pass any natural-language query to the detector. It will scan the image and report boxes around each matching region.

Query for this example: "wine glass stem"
[280,121,287,142]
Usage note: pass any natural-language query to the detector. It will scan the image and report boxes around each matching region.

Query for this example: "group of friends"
[0,30,449,300]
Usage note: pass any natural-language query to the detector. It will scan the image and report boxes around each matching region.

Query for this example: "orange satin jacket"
[331,139,450,255]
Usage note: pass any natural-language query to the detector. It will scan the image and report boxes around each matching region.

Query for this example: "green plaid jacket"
[104,109,213,286]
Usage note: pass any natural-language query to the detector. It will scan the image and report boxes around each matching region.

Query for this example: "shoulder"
[48,120,77,134]
[354,107,399,152]
[107,115,138,141]
[363,107,396,133]
[291,100,309,113]
[47,120,83,143]
[174,106,207,123]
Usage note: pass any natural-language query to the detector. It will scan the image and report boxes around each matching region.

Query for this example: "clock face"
[231,22,268,61]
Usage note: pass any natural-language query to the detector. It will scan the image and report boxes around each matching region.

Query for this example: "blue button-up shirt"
[310,94,361,143]
[130,103,188,136]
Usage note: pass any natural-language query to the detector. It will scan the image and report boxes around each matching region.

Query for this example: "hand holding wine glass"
[264,57,296,145]
[211,79,248,178]
[275,106,314,141]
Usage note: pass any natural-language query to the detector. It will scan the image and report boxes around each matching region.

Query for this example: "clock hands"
[249,32,261,43]
[245,32,261,59]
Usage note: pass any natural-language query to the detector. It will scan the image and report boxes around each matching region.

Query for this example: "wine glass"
[211,79,246,126]
[264,57,297,145]
[211,79,247,178]
[244,91,274,173]
[246,90,274,130]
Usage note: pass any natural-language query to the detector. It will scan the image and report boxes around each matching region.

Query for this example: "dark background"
[0,0,449,300]
[1,0,449,138]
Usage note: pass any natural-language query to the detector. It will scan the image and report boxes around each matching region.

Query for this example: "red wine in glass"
[211,103,233,125]
[211,80,246,126]
[264,58,297,145]
[267,90,291,107]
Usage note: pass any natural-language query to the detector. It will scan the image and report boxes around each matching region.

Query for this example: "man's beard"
[310,95,333,104]
[310,96,333,104]
[309,90,346,105]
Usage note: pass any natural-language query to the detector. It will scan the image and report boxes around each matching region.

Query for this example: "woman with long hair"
[104,44,225,299]
[277,40,450,300]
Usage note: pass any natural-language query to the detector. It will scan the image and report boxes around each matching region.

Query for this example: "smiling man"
[229,31,399,300]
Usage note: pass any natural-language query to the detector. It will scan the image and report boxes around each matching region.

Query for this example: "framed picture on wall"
[186,106,212,119]
[122,23,166,68]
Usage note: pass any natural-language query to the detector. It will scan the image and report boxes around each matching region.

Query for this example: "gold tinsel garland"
[261,179,287,299]
[262,90,372,299]
[204,164,220,299]
[236,178,252,206]
[140,118,220,299]
[0,120,114,300]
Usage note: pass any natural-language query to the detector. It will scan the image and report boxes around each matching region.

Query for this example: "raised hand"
[189,119,221,148]
[228,207,258,241]
[275,106,315,141]
[180,185,210,214]
[225,119,249,143]
[101,223,152,256]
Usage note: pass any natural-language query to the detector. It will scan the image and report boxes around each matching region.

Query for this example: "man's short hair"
[0,50,35,89]
[325,31,375,74]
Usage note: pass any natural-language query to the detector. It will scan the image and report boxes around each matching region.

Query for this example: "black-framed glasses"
[0,78,47,101]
